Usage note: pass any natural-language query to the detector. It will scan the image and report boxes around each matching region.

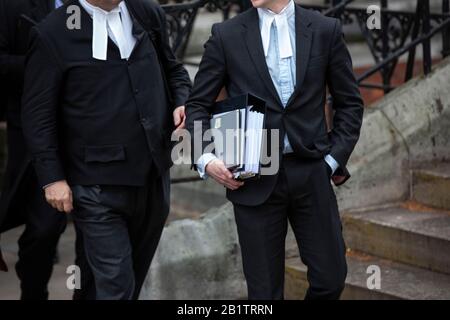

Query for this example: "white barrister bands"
[257,0,295,58]
[79,0,136,60]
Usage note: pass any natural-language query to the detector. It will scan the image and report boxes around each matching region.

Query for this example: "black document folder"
[210,94,266,180]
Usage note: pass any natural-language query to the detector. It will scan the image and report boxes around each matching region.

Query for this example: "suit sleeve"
[185,23,227,166]
[155,6,191,108]
[326,19,364,169]
[21,28,65,188]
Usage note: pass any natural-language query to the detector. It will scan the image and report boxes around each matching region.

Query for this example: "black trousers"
[15,169,67,300]
[71,174,169,300]
[72,225,96,300]
[233,156,347,300]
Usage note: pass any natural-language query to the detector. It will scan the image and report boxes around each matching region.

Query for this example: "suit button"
[134,89,139,94]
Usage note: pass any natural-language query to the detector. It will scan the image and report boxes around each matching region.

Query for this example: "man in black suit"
[0,0,67,300]
[186,0,363,299]
[22,0,191,299]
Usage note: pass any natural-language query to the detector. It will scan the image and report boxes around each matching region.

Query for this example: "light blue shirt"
[259,1,296,154]
[258,0,339,175]
[54,0,64,9]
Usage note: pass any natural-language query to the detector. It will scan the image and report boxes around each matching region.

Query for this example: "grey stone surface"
[285,252,450,300]
[0,223,76,300]
[139,203,246,300]
[343,206,450,274]
[170,164,226,198]
[336,57,450,211]
[413,163,450,210]
[170,164,227,220]
[185,11,223,57]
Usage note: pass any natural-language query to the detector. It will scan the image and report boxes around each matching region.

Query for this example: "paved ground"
[0,223,75,300]
[0,203,201,300]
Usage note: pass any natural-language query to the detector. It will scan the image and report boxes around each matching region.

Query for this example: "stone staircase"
[285,162,450,300]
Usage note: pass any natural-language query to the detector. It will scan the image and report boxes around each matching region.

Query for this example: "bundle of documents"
[210,94,266,180]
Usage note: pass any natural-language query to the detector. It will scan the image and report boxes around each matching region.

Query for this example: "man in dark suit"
[21,0,191,299]
[186,0,363,299]
[0,0,67,300]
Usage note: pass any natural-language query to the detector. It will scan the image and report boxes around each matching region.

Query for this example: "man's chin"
[250,0,264,9]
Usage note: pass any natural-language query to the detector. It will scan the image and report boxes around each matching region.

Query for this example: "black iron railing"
[162,0,450,93]
[162,0,251,59]
[304,0,450,92]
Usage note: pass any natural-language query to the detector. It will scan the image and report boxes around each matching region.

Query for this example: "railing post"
[422,0,432,74]
[380,0,390,93]
[443,0,450,57]
[405,0,423,81]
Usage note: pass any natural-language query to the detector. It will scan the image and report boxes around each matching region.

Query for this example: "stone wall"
[170,164,226,221]
[139,203,247,299]
[336,57,450,211]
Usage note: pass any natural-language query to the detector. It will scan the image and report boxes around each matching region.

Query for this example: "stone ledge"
[343,204,450,274]
[285,251,450,300]
[140,203,246,299]
[336,57,450,211]
[412,163,450,210]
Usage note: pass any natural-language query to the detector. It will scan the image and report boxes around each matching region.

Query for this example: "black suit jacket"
[21,0,191,189]
[0,0,52,115]
[0,0,53,232]
[186,5,364,206]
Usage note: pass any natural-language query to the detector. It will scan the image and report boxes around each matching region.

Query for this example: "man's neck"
[86,0,122,12]
[265,0,291,14]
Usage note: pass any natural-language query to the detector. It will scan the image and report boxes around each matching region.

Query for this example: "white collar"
[78,0,136,60]
[257,0,295,58]
[257,0,295,19]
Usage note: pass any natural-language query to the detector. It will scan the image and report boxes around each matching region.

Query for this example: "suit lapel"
[242,9,283,109]
[127,3,146,51]
[287,5,313,107]
[30,0,52,22]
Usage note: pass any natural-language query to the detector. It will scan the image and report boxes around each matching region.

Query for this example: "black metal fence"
[320,0,450,93]
[162,0,450,93]
[161,0,250,60]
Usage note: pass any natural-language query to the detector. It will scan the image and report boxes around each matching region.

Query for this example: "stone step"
[342,204,450,274]
[285,251,450,300]
[412,163,450,210]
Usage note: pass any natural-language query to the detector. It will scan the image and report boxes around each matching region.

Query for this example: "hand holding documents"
[209,94,266,180]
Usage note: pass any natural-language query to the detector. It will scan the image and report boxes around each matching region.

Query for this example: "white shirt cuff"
[196,153,218,179]
[324,154,339,175]
[43,182,57,190]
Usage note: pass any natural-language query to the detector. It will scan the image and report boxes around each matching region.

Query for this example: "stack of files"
[209,94,266,180]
